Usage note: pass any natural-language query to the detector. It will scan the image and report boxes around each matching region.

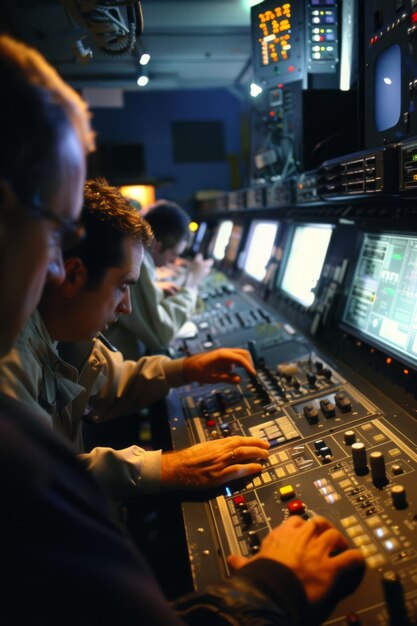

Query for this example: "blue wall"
[90,88,248,210]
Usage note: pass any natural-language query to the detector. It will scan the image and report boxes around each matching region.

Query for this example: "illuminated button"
[374,526,390,539]
[253,477,262,487]
[359,543,378,557]
[279,485,295,500]
[325,493,341,503]
[367,554,386,568]
[278,450,289,462]
[206,419,216,427]
[353,534,371,547]
[262,472,272,484]
[339,479,354,490]
[365,515,382,528]
[383,538,400,551]
[275,467,286,478]
[341,516,357,528]
[286,463,297,475]
[233,495,245,506]
[346,524,363,538]
[287,499,305,515]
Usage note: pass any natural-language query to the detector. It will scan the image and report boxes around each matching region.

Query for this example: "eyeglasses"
[27,192,85,251]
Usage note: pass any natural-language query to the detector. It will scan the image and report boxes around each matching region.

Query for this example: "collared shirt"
[0,310,186,500]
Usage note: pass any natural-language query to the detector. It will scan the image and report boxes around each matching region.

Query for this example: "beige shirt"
[0,310,186,500]
[107,250,197,357]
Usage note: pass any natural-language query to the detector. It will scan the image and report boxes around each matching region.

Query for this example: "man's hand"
[228,515,365,607]
[161,436,269,491]
[185,253,213,289]
[183,348,256,384]
[156,280,181,296]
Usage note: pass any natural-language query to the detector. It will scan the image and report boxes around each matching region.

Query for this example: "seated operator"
[106,199,213,358]
[0,34,365,626]
[0,177,269,503]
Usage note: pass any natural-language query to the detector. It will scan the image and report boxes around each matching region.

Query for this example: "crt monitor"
[342,232,417,368]
[209,220,234,261]
[279,223,333,306]
[241,220,279,281]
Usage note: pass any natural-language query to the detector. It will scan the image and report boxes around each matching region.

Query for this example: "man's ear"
[61,257,87,297]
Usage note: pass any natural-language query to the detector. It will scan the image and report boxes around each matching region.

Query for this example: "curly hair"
[65,178,154,288]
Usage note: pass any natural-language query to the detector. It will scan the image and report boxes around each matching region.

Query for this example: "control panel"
[167,315,417,625]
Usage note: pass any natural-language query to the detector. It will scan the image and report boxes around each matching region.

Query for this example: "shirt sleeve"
[119,252,198,352]
[78,445,163,498]
[84,339,186,420]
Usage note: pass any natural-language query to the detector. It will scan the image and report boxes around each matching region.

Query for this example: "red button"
[233,495,245,506]
[287,499,305,515]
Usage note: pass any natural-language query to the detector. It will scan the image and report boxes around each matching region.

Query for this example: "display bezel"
[339,230,417,371]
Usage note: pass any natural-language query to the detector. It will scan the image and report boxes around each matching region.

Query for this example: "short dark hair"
[64,178,154,288]
[144,200,190,251]
[0,35,94,206]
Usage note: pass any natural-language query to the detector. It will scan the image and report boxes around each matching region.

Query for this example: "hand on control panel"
[183,348,256,385]
[184,253,213,289]
[156,280,181,296]
[227,515,365,618]
[160,435,270,491]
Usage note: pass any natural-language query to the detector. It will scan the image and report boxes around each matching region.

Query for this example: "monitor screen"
[243,220,279,281]
[374,44,401,132]
[224,223,244,265]
[191,221,207,254]
[251,0,305,87]
[280,224,333,306]
[211,220,234,261]
[342,233,417,366]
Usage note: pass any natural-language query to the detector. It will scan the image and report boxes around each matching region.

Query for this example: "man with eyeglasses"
[0,34,365,626]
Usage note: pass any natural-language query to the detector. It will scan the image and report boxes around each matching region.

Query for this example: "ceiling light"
[139,52,150,65]
[137,75,149,87]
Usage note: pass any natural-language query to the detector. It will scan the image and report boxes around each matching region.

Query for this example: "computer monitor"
[224,223,244,265]
[342,232,417,367]
[242,220,279,281]
[279,223,333,306]
[209,220,234,261]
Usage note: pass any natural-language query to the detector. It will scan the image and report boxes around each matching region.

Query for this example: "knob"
[381,571,409,626]
[247,340,260,369]
[370,451,388,486]
[335,392,352,413]
[344,430,356,445]
[320,398,336,418]
[391,485,407,509]
[322,368,332,381]
[352,442,368,475]
[307,372,317,387]
[304,405,319,424]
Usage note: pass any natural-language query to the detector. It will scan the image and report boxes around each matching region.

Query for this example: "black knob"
[382,571,409,626]
[370,451,388,487]
[352,442,368,475]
